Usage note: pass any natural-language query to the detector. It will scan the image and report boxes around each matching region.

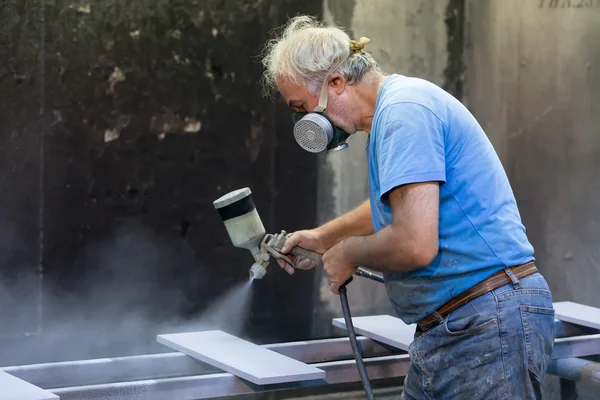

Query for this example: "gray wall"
[465,0,600,309]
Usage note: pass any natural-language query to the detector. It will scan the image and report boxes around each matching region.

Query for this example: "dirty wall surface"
[1,9,599,400]
[0,0,322,365]
[465,0,600,309]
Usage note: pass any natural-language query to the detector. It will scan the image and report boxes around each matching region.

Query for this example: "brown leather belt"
[417,261,538,332]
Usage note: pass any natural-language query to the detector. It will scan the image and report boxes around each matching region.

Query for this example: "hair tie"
[349,37,371,53]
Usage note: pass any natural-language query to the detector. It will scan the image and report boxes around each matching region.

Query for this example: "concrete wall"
[0,0,324,365]
[311,0,454,337]
[465,0,600,308]
[464,1,600,398]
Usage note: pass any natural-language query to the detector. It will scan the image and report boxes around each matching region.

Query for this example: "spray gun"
[214,187,382,400]
[212,186,320,280]
[213,187,384,283]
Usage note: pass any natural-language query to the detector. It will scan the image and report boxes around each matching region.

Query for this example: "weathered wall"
[464,0,600,398]
[464,0,600,309]
[1,2,598,398]
[311,0,457,337]
[0,0,323,366]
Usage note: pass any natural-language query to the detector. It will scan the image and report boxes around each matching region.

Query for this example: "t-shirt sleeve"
[376,102,446,200]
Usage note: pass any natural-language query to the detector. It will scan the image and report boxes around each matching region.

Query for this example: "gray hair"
[260,15,381,97]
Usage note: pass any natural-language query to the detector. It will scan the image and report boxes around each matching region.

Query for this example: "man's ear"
[330,72,346,95]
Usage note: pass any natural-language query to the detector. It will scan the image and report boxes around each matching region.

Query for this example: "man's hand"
[277,229,327,275]
[322,240,357,294]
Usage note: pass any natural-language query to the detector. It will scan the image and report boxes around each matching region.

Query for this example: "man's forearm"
[340,183,440,274]
[315,200,374,250]
[342,226,437,274]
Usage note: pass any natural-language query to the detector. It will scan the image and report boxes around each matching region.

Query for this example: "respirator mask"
[290,36,371,154]
[292,67,350,153]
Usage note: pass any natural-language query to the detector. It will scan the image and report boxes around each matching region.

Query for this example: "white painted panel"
[157,330,325,385]
[332,315,416,351]
[554,301,600,330]
[0,371,59,400]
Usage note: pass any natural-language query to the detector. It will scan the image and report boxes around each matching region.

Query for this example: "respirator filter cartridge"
[293,113,335,153]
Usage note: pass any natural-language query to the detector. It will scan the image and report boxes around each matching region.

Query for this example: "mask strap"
[313,37,370,114]
[315,79,328,113]
[314,58,343,113]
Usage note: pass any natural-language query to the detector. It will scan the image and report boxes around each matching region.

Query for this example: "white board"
[554,301,600,330]
[0,371,59,400]
[332,315,416,351]
[157,330,325,385]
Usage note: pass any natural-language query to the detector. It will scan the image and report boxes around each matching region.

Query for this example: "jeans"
[401,272,555,400]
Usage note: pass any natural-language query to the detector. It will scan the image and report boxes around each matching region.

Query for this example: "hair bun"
[349,37,371,53]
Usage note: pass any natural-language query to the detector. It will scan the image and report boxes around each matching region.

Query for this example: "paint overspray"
[0,221,258,366]
[193,279,254,336]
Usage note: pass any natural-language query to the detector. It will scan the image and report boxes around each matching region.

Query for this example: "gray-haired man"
[260,16,555,400]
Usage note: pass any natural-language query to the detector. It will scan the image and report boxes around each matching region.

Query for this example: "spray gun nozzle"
[249,263,267,281]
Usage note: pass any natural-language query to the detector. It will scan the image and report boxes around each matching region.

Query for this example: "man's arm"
[278,200,373,272]
[314,200,374,249]
[321,102,445,292]
[341,182,439,274]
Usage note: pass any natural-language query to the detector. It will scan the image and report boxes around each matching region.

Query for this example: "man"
[260,15,555,399]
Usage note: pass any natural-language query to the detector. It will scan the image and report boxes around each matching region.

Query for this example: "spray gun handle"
[289,248,382,286]
[261,231,323,268]
[288,246,323,265]
[262,231,384,284]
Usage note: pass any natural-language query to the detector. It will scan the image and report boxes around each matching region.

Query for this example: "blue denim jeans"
[401,272,555,400]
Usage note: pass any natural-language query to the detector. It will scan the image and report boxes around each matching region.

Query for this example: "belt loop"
[504,267,520,289]
[433,311,444,325]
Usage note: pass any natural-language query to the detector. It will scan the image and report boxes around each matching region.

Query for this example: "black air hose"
[339,278,376,400]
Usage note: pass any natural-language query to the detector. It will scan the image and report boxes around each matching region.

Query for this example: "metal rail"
[51,355,410,400]
[1,319,599,399]
[3,336,399,389]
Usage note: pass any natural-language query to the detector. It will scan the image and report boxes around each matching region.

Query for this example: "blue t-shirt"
[367,74,534,324]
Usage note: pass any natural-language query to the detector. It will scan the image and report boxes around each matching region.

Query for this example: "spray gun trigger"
[260,231,297,268]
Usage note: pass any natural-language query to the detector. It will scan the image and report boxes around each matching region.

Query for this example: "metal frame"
[1,320,599,399]
[3,337,397,389]
[50,355,410,400]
